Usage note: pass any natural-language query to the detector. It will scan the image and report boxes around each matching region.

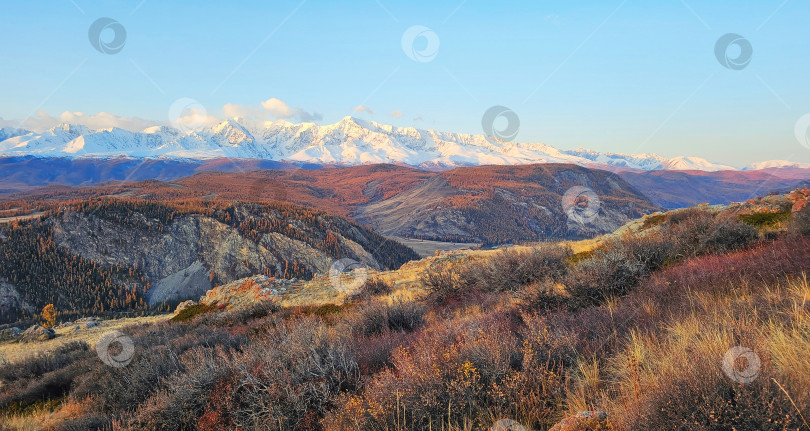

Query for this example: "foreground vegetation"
[1,196,809,430]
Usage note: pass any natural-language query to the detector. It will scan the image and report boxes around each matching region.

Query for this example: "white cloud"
[222,103,266,121]
[225,98,322,123]
[352,105,374,115]
[0,99,322,133]
[170,108,220,131]
[261,98,295,118]
[390,110,403,119]
[0,110,157,132]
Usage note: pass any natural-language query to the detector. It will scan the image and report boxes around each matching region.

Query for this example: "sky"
[1,0,809,167]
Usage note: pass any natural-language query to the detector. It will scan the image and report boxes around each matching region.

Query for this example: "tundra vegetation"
[1,194,809,430]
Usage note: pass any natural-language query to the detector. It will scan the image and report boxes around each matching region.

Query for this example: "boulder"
[55,321,74,329]
[0,327,22,342]
[549,411,609,431]
[19,325,56,343]
[85,321,100,328]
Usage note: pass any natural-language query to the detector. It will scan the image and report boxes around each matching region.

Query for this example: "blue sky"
[1,0,809,166]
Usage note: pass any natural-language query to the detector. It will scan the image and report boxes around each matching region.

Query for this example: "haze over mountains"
[0,116,795,172]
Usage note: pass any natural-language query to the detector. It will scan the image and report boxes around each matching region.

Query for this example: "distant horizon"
[2,112,808,170]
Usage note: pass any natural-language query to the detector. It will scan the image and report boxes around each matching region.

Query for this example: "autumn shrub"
[0,365,87,415]
[0,342,92,414]
[519,280,566,313]
[698,218,759,253]
[352,330,415,375]
[196,300,280,326]
[667,209,758,256]
[665,207,708,225]
[350,278,394,301]
[345,299,426,336]
[327,313,528,430]
[52,414,111,431]
[346,300,388,336]
[122,346,236,430]
[386,300,426,333]
[225,316,360,429]
[565,215,758,309]
[422,261,465,304]
[460,245,571,293]
[71,321,247,414]
[565,244,650,309]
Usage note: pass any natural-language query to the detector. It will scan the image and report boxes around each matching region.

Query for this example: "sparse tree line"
[0,197,418,325]
[0,222,150,323]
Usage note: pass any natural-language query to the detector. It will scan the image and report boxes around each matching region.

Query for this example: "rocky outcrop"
[0,326,22,342]
[49,210,385,306]
[0,280,34,319]
[146,260,211,306]
[171,275,300,318]
[19,324,56,343]
[196,275,288,311]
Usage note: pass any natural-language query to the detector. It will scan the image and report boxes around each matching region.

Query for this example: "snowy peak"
[744,160,810,171]
[661,156,735,172]
[0,127,31,142]
[0,117,771,172]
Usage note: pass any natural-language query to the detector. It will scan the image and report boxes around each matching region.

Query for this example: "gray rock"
[85,321,100,328]
[49,212,365,305]
[19,325,56,343]
[146,260,211,306]
[0,327,22,342]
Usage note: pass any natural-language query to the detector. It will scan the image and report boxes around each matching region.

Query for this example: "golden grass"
[1,397,92,431]
[566,275,810,428]
[0,314,169,365]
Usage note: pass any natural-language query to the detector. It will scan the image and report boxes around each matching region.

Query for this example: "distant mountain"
[5,163,660,243]
[619,168,810,208]
[0,117,750,171]
[744,160,810,170]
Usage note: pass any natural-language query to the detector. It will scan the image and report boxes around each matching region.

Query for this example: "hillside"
[2,189,808,429]
[3,164,660,243]
[0,198,418,323]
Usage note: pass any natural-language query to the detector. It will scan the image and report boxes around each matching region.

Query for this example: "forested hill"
[0,198,419,324]
[4,163,662,243]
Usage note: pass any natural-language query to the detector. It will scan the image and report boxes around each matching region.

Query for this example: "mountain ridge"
[0,117,774,172]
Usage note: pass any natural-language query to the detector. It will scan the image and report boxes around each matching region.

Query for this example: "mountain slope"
[5,163,660,243]
[0,198,419,322]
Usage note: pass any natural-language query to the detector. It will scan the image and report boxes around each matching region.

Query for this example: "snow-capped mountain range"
[0,117,792,171]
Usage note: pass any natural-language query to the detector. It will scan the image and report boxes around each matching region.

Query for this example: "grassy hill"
[2,189,808,429]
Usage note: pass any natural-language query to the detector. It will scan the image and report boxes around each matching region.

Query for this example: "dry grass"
[566,275,810,429]
[0,314,169,365]
[1,397,93,431]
